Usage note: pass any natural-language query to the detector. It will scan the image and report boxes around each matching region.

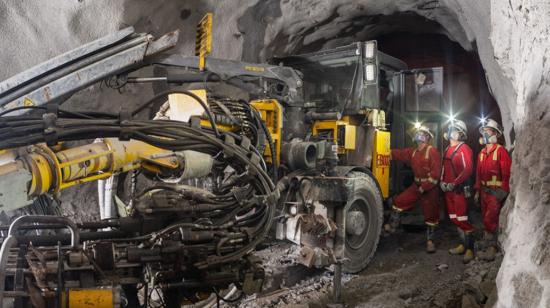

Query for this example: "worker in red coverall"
[384,125,441,253]
[440,119,475,263]
[473,118,511,261]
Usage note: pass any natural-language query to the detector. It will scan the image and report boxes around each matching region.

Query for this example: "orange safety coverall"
[391,144,441,226]
[474,144,512,233]
[442,143,474,232]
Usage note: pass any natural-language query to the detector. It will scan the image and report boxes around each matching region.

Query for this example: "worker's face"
[482,127,496,136]
[447,127,462,141]
[414,132,429,145]
[481,128,498,145]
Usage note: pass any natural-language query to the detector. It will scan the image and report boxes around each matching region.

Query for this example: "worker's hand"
[474,191,480,205]
[447,183,455,191]
[440,182,448,192]
[418,186,425,194]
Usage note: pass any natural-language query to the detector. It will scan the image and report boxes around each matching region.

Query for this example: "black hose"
[131,89,221,137]
[0,105,46,116]
[0,105,115,120]
[0,111,276,269]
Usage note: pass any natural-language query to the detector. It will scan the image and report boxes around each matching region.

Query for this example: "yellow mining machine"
[0,14,444,307]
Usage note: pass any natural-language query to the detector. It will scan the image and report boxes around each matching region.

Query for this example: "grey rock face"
[1,0,549,307]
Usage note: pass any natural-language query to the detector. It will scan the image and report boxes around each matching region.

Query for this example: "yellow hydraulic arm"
[0,138,211,211]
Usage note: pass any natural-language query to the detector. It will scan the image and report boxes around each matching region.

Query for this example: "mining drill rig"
[0,15,444,307]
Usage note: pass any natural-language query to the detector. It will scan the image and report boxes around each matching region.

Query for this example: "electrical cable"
[0,105,46,116]
[0,99,276,296]
[131,89,221,137]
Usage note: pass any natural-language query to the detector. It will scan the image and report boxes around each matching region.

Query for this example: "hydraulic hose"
[0,106,276,275]
[131,89,221,137]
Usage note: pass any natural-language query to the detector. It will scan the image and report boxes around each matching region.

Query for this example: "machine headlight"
[365,64,376,82]
[289,205,298,216]
[364,41,376,59]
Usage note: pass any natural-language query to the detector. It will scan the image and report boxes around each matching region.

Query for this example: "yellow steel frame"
[63,288,114,308]
[250,99,282,164]
[311,116,356,154]
[372,130,391,198]
[196,13,213,71]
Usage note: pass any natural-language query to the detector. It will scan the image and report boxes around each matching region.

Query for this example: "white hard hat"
[416,125,434,139]
[449,120,468,135]
[479,118,502,136]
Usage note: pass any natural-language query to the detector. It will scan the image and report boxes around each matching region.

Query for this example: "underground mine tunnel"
[0,1,548,308]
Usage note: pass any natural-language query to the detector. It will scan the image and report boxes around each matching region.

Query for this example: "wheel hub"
[346,210,366,236]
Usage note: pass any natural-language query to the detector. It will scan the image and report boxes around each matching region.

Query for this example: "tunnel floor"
[236,212,501,308]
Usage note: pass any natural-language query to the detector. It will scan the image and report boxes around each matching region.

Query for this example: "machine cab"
[275,42,444,198]
[274,41,408,115]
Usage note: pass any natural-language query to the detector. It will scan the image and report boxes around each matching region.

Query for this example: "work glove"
[440,182,455,192]
[418,186,425,194]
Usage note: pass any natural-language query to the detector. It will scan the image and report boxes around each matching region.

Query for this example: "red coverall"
[391,144,441,226]
[474,144,512,233]
[442,143,474,232]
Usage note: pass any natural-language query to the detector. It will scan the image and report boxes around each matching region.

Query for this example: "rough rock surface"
[237,224,502,308]
[489,2,550,308]
[1,0,549,307]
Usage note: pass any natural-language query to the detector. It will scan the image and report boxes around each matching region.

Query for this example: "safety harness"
[442,143,466,179]
[442,142,473,193]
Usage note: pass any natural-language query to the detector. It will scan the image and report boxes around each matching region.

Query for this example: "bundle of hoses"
[0,100,276,270]
[207,97,278,180]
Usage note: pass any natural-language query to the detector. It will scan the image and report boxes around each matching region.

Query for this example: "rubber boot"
[449,244,465,255]
[426,225,436,253]
[482,231,493,246]
[478,246,497,261]
[383,210,400,234]
[463,232,474,264]
[449,228,465,255]
[478,232,497,261]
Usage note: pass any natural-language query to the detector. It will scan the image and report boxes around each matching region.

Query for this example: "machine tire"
[342,171,384,273]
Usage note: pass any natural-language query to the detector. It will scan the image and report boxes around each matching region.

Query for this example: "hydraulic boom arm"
[0,139,213,211]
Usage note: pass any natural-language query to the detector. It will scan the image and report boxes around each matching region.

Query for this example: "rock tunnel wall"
[0,0,549,306]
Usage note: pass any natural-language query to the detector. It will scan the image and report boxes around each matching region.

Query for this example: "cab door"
[389,67,444,195]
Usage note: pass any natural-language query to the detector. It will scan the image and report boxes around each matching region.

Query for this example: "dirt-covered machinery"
[0,17,443,307]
